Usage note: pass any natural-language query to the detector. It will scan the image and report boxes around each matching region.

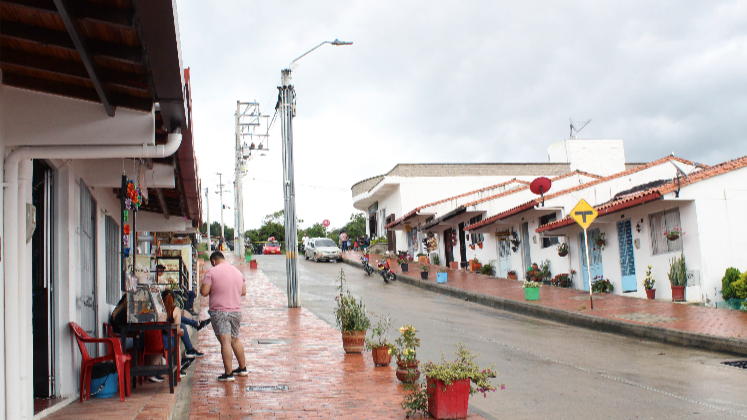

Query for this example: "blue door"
[617,220,637,292]
[578,228,604,291]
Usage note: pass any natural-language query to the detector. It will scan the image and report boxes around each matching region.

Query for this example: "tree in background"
[200,221,234,240]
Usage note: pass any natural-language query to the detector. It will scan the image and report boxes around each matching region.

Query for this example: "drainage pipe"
[3,132,181,419]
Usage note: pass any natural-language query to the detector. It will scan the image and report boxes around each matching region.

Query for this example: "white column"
[4,157,20,419]
[19,159,32,418]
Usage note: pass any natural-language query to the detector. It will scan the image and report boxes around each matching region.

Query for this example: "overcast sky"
[178,0,747,232]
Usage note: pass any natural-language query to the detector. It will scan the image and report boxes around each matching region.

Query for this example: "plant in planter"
[479,261,496,276]
[334,269,371,353]
[523,280,541,301]
[664,226,685,242]
[507,269,518,280]
[394,325,421,383]
[721,267,742,301]
[595,232,607,250]
[551,273,571,288]
[557,242,569,257]
[538,259,551,285]
[437,268,448,284]
[668,252,687,302]
[469,257,481,272]
[643,265,656,299]
[416,253,428,264]
[420,264,430,280]
[365,312,396,367]
[401,343,501,419]
[509,231,520,253]
[591,276,613,293]
[432,254,440,266]
[397,251,411,273]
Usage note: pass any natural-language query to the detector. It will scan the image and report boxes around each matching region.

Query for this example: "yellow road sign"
[569,199,598,230]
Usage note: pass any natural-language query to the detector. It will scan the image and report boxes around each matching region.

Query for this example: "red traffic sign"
[322,219,330,227]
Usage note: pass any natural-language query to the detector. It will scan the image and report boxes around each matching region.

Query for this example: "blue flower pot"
[90,373,119,399]
[437,272,447,284]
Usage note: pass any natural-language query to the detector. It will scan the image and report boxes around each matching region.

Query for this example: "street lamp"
[278,39,352,308]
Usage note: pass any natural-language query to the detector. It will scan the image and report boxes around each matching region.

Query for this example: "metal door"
[458,223,467,268]
[79,182,97,356]
[520,222,531,278]
[497,238,512,278]
[578,228,603,291]
[444,228,454,265]
[617,220,637,292]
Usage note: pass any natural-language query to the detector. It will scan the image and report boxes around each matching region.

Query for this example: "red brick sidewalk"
[346,251,747,344]
[189,261,486,419]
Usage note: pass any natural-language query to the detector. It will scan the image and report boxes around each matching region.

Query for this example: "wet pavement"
[189,257,486,419]
[256,253,747,420]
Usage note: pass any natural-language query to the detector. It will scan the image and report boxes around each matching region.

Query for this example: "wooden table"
[119,322,179,393]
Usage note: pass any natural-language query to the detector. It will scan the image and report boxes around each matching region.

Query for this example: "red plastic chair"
[69,322,131,402]
[137,329,180,385]
[104,323,135,359]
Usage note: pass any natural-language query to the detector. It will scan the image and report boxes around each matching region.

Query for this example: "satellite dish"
[530,177,552,207]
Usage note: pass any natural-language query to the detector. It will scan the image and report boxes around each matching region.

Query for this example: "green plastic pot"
[245,253,252,262]
[524,287,539,301]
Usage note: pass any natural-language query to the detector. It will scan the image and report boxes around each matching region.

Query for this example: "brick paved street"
[346,252,747,343]
[189,260,486,419]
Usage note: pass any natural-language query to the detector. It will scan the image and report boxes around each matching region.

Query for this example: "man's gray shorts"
[208,310,242,337]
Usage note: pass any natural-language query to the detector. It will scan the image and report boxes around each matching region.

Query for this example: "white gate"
[79,182,97,356]
[497,238,512,278]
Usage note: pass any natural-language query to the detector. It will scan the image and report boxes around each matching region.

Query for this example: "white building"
[0,3,201,418]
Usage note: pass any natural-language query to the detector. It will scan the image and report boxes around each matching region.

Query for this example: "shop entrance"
[444,228,455,265]
[32,161,56,398]
[79,181,98,357]
[369,213,377,238]
[386,214,396,252]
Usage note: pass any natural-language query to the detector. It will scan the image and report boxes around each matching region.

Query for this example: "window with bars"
[105,215,121,305]
[539,213,559,248]
[469,214,484,244]
[648,208,683,255]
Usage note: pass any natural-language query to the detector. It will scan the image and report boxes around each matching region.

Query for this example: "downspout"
[4,132,181,419]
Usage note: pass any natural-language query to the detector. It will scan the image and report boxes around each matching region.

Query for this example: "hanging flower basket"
[469,244,475,250]
[477,243,483,249]
[666,232,681,241]
[664,227,684,242]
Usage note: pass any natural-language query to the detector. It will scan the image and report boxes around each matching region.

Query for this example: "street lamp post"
[278,39,352,308]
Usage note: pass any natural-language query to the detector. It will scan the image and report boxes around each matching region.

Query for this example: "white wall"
[548,139,626,177]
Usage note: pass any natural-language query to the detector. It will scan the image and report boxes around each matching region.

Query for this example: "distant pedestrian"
[302,234,309,252]
[347,237,352,251]
[200,251,248,382]
[353,240,358,251]
[340,231,348,252]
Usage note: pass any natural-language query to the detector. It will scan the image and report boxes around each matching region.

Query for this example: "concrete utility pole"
[217,173,226,243]
[234,101,269,259]
[278,39,352,308]
[205,186,210,246]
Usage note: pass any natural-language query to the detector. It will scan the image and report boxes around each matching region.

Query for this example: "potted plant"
[469,257,481,272]
[479,261,495,276]
[432,254,440,265]
[538,259,551,285]
[591,276,614,293]
[595,232,606,250]
[417,253,428,264]
[509,231,520,253]
[365,313,395,367]
[394,325,421,383]
[507,269,518,280]
[643,265,656,299]
[668,252,687,302]
[437,269,448,284]
[449,261,460,270]
[401,343,500,419]
[664,227,685,242]
[397,251,411,273]
[334,269,371,353]
[420,264,430,280]
[523,280,541,301]
[557,242,569,257]
[551,273,571,288]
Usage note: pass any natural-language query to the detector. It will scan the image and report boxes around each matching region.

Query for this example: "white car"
[304,238,343,262]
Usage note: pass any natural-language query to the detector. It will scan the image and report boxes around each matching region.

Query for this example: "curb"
[343,259,747,357]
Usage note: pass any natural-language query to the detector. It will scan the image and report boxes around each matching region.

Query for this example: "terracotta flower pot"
[469,261,481,272]
[507,274,517,280]
[671,285,685,302]
[395,360,420,383]
[341,330,366,354]
[418,256,429,264]
[371,346,392,366]
[449,262,459,270]
[645,289,656,300]
[427,377,470,419]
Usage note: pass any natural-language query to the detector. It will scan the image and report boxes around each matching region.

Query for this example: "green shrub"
[733,273,747,300]
[721,267,741,300]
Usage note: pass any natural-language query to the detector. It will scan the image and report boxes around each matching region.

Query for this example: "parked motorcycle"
[377,259,397,283]
[361,256,375,276]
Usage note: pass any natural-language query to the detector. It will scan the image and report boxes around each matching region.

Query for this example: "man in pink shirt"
[200,251,247,382]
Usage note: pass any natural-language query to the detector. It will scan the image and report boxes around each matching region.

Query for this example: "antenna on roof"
[569,118,592,139]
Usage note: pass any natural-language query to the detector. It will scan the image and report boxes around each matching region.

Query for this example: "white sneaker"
[148,376,164,383]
